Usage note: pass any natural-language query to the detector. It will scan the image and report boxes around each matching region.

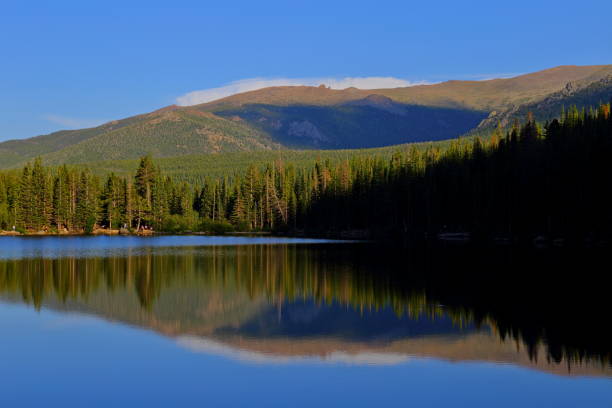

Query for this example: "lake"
[0,236,610,407]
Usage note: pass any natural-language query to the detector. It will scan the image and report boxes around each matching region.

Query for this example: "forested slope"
[39,109,279,165]
[1,103,610,246]
[0,112,152,168]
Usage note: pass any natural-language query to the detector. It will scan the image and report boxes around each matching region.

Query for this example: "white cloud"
[43,114,108,129]
[176,76,428,106]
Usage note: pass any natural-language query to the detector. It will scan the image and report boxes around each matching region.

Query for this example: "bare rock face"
[562,81,575,96]
[287,120,328,144]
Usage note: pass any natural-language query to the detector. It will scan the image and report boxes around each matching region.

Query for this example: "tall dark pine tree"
[75,171,98,233]
[134,155,156,229]
[135,155,156,205]
[16,165,32,230]
[52,166,71,231]
[30,158,49,230]
[0,177,9,229]
[101,173,123,229]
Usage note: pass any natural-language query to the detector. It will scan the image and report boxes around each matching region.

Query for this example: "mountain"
[198,64,612,111]
[1,64,611,168]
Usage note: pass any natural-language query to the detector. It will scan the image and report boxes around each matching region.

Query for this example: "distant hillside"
[0,111,151,168]
[0,64,611,168]
[9,109,278,167]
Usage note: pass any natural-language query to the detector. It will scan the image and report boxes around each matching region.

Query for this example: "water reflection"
[0,244,610,377]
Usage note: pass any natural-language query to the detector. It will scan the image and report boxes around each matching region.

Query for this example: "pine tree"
[16,165,32,230]
[134,156,156,228]
[30,158,49,230]
[75,171,98,233]
[101,173,123,229]
[52,166,71,231]
[0,177,9,229]
[135,155,156,207]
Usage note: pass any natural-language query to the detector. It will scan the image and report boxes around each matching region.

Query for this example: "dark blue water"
[0,236,610,407]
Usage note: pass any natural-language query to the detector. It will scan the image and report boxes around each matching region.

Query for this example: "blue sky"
[1,0,611,141]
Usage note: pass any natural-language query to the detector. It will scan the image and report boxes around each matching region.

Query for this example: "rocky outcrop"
[287,120,328,144]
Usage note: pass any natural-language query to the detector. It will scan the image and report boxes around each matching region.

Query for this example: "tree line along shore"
[0,103,610,246]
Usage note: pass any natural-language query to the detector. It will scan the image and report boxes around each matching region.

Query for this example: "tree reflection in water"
[0,243,610,375]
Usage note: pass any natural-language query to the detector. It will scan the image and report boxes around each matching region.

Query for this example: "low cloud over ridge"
[176,77,427,106]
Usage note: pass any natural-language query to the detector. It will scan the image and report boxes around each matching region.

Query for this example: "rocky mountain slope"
[478,74,612,130]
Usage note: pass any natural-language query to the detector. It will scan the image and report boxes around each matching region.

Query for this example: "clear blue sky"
[1,0,611,141]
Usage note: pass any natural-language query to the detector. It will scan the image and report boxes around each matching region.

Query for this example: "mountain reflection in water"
[0,243,610,377]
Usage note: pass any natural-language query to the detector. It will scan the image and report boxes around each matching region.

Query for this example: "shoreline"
[2,229,609,249]
[0,229,151,237]
[0,230,284,238]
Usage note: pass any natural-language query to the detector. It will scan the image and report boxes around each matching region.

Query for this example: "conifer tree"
[16,165,32,230]
[30,159,49,230]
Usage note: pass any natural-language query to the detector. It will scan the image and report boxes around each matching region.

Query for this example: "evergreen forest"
[1,103,610,245]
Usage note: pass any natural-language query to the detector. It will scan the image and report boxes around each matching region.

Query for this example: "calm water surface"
[0,236,610,407]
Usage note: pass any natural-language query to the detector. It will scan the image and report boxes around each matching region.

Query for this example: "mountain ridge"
[195,64,612,111]
[1,64,611,168]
